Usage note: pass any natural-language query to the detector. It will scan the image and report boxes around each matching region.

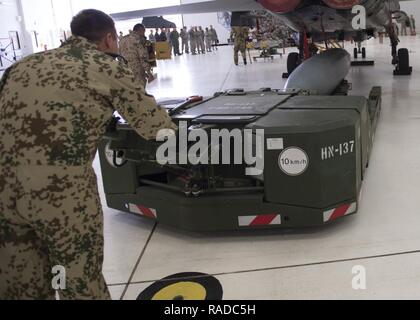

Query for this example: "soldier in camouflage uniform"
[189,27,197,55]
[180,26,189,54]
[210,25,219,51]
[169,28,181,56]
[231,26,249,66]
[119,24,155,88]
[0,9,177,300]
[205,27,213,52]
[198,26,206,54]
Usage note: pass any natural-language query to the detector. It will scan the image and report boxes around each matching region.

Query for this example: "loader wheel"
[398,48,409,70]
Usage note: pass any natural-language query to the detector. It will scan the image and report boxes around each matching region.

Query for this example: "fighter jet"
[111,0,413,76]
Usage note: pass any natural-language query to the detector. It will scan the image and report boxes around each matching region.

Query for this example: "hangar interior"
[1,0,420,300]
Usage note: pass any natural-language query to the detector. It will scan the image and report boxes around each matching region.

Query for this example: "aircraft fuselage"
[267,0,401,40]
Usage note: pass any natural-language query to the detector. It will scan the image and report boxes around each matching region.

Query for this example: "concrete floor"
[95,35,420,300]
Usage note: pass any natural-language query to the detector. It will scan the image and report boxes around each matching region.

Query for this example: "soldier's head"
[133,24,146,37]
[70,9,118,55]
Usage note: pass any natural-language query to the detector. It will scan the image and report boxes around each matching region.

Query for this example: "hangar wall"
[182,12,231,44]
[70,0,182,34]
[0,0,237,78]
[181,0,231,44]
[0,0,230,62]
[0,0,22,43]
[0,0,25,74]
[20,0,73,52]
[400,0,420,23]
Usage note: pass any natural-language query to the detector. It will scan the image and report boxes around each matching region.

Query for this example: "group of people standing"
[148,26,219,56]
[394,14,416,37]
[116,24,221,88]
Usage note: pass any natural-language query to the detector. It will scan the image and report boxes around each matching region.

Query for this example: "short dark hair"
[133,24,145,32]
[71,9,116,42]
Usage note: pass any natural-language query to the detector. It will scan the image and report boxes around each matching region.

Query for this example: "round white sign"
[278,147,309,176]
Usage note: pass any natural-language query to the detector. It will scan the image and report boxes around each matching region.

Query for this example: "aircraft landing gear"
[282,52,301,79]
[394,48,412,75]
[283,31,308,79]
[352,44,374,67]
[287,52,301,73]
[388,25,412,76]
[353,41,366,59]
[353,47,366,59]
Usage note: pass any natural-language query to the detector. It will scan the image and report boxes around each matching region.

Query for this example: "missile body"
[285,49,351,95]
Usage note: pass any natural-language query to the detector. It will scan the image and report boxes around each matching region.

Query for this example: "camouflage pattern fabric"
[180,29,189,54]
[119,32,153,87]
[210,27,219,50]
[205,30,213,52]
[0,166,107,299]
[170,30,181,56]
[197,29,206,54]
[0,35,176,300]
[189,28,197,54]
[210,27,218,43]
[231,27,249,65]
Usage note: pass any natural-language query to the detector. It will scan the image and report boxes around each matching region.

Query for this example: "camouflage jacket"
[119,32,152,86]
[198,30,205,40]
[205,31,212,40]
[188,29,196,40]
[0,36,176,167]
[231,27,249,46]
[180,29,189,41]
[210,28,218,41]
[169,31,180,43]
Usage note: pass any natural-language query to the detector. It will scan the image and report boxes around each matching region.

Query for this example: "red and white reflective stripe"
[128,204,157,219]
[323,202,357,223]
[239,214,281,227]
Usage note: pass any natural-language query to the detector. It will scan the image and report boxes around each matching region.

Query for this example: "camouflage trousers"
[0,165,110,300]
[205,38,212,52]
[190,40,197,54]
[182,39,189,53]
[234,44,247,65]
[172,40,180,56]
[198,39,206,53]
[132,70,147,89]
